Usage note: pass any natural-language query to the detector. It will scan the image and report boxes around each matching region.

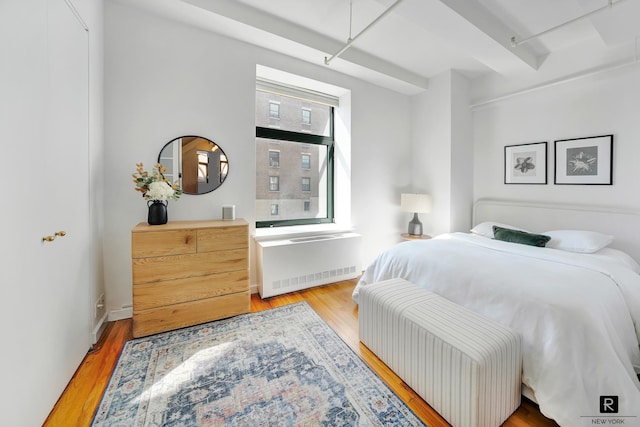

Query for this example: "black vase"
[147,200,168,225]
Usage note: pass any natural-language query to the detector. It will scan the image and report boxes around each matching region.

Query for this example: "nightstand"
[401,233,432,240]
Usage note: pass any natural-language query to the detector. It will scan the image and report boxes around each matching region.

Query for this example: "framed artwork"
[504,142,547,184]
[554,135,613,185]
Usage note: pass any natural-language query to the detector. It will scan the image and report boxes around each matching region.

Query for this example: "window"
[269,176,279,191]
[269,150,280,168]
[197,151,208,183]
[301,154,310,170]
[302,177,311,192]
[302,108,311,125]
[269,102,280,119]
[271,204,279,215]
[219,154,229,183]
[255,82,336,227]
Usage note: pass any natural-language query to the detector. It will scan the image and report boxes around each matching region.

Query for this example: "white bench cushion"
[359,278,522,427]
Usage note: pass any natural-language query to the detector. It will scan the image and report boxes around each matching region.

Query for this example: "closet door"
[0,0,90,424]
[43,0,92,387]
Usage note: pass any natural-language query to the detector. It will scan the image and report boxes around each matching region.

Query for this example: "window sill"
[253,223,354,242]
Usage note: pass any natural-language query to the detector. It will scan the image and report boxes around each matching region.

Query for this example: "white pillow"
[470,222,529,239]
[543,230,613,254]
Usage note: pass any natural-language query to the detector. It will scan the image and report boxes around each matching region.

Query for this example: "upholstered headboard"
[473,199,640,262]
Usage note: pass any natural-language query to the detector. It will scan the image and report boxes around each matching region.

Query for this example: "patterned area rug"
[91,302,426,426]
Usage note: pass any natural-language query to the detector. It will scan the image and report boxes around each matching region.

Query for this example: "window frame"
[301,108,311,125]
[301,153,311,170]
[268,175,280,192]
[269,150,280,168]
[301,177,311,192]
[256,111,334,228]
[269,101,280,119]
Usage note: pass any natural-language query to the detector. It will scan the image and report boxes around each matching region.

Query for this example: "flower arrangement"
[132,162,183,201]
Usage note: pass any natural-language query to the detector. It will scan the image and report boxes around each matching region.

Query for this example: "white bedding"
[353,233,640,427]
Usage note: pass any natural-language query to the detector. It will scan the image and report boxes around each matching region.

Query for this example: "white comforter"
[353,233,640,427]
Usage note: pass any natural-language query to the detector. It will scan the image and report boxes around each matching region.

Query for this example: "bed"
[353,199,640,427]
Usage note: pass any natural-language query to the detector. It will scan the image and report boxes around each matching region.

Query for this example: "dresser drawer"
[132,229,196,258]
[132,248,248,284]
[197,225,247,252]
[132,291,251,337]
[133,270,249,311]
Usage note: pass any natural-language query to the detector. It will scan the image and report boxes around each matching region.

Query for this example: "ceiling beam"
[375,0,541,75]
[437,0,540,71]
[183,0,429,90]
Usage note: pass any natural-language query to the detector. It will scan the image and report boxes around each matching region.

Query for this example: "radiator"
[256,232,362,298]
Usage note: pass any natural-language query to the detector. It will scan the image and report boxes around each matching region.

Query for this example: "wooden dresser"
[131,219,250,337]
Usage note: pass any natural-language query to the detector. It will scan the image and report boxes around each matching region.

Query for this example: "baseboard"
[250,283,258,294]
[91,312,109,344]
[109,307,133,321]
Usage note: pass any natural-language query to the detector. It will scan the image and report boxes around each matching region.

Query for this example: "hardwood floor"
[44,279,559,427]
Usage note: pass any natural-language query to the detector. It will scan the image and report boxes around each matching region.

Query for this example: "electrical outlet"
[95,293,105,319]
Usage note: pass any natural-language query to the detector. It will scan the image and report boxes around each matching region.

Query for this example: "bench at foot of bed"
[359,278,522,427]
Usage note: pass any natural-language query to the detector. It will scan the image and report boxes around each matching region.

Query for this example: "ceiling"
[119,0,639,95]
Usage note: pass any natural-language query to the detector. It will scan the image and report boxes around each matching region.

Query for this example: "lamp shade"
[401,193,432,213]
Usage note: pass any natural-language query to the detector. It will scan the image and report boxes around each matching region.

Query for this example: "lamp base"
[407,212,423,236]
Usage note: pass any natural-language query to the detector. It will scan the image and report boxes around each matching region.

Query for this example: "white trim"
[108,307,133,321]
[257,78,339,107]
[254,223,355,242]
[470,59,639,110]
[91,312,108,344]
[63,0,89,31]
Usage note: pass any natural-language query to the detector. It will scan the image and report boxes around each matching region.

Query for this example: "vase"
[147,200,168,225]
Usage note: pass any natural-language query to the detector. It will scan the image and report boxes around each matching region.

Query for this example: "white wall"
[74,0,107,341]
[410,72,451,236]
[104,2,412,315]
[449,72,474,232]
[409,70,474,236]
[472,63,640,213]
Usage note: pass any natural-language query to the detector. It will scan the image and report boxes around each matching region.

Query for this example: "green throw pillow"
[492,226,551,247]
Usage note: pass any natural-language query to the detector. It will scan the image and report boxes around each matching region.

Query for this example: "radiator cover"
[256,232,362,298]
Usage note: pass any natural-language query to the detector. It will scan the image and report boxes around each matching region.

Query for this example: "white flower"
[144,181,176,201]
[133,162,182,201]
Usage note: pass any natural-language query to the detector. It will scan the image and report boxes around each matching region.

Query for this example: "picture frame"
[554,135,613,185]
[504,142,547,184]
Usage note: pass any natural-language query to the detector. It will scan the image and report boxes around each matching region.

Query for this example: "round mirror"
[158,135,229,195]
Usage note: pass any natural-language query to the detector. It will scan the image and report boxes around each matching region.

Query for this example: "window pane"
[256,91,331,136]
[269,176,280,191]
[269,102,280,119]
[302,109,311,125]
[301,154,310,170]
[269,150,280,167]
[256,137,328,222]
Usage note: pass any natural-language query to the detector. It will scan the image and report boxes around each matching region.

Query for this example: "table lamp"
[401,193,432,236]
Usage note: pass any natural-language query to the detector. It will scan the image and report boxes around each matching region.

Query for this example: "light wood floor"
[44,279,559,427]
